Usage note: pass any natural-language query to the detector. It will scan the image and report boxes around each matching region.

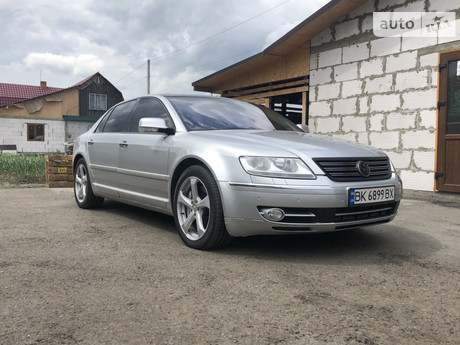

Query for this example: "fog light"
[263,208,285,222]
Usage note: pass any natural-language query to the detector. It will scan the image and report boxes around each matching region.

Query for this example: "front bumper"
[219,175,402,237]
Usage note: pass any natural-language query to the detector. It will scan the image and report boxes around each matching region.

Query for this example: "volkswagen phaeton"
[73,95,402,249]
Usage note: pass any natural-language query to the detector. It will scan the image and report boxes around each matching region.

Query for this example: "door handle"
[88,140,94,146]
[119,141,128,148]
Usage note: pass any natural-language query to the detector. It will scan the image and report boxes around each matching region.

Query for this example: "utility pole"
[147,59,151,95]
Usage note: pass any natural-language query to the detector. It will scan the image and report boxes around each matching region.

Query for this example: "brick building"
[0,73,123,153]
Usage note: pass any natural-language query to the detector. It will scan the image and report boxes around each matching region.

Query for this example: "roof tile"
[0,82,64,107]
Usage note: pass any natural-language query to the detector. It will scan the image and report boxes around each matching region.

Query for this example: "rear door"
[117,97,175,209]
[87,100,136,196]
[436,50,460,193]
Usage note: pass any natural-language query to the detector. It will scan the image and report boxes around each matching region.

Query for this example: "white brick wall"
[342,115,367,132]
[333,98,357,115]
[369,114,384,131]
[402,89,437,110]
[308,0,460,191]
[359,97,369,114]
[349,0,374,18]
[370,94,400,112]
[311,28,332,47]
[438,19,460,44]
[428,1,460,11]
[413,151,435,171]
[386,151,412,170]
[335,19,360,40]
[0,117,65,153]
[342,80,363,98]
[419,53,438,67]
[310,67,332,86]
[399,171,434,191]
[365,75,393,93]
[370,37,401,57]
[386,51,417,73]
[357,132,369,145]
[395,70,429,91]
[360,58,384,77]
[377,0,406,10]
[343,43,369,63]
[393,0,425,12]
[309,101,331,117]
[315,117,340,133]
[419,109,437,129]
[402,37,438,51]
[332,132,357,142]
[334,63,358,82]
[386,113,416,130]
[402,130,436,150]
[317,83,340,100]
[318,48,342,68]
[369,131,400,150]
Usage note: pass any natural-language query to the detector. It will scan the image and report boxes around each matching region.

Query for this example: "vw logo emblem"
[357,161,371,177]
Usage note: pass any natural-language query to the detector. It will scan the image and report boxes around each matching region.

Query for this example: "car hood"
[187,130,385,159]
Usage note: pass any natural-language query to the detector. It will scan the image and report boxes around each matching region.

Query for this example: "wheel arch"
[170,158,214,203]
[73,153,85,172]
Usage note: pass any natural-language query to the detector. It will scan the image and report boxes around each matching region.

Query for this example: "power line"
[113,0,290,85]
[113,61,146,84]
[147,0,290,62]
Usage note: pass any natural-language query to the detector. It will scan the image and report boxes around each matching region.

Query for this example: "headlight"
[239,156,316,179]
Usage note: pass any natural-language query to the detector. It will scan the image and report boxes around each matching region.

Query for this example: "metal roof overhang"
[192,0,367,93]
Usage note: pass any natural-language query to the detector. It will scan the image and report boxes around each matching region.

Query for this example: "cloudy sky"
[0,0,329,100]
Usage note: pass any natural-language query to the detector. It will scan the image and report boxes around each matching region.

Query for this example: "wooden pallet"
[45,155,73,188]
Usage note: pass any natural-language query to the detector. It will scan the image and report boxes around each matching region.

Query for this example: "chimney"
[40,81,47,89]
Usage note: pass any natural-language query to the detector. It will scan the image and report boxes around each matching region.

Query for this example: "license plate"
[349,186,395,205]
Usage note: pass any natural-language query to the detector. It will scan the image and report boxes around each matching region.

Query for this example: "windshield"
[167,96,301,132]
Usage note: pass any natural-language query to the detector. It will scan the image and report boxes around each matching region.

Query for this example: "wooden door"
[436,50,460,193]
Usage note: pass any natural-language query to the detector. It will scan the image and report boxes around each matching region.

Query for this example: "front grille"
[313,157,391,182]
[258,201,399,225]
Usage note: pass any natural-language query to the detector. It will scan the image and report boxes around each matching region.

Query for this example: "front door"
[117,97,175,209]
[436,50,460,193]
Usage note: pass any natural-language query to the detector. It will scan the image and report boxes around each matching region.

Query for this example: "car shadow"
[219,225,442,266]
[97,200,177,234]
[97,200,442,265]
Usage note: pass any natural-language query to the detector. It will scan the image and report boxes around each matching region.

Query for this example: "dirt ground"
[0,187,459,345]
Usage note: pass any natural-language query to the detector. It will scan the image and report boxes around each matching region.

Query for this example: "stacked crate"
[45,155,73,188]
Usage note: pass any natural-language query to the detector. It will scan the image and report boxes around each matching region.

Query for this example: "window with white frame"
[89,93,108,111]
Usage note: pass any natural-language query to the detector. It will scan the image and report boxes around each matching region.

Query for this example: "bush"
[0,153,46,184]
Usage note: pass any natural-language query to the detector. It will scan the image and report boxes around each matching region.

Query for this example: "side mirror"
[297,124,310,133]
[139,118,175,135]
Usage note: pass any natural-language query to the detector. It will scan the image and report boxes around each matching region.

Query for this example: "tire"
[74,158,104,209]
[173,165,231,250]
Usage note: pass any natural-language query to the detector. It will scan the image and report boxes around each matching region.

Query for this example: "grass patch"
[0,153,46,184]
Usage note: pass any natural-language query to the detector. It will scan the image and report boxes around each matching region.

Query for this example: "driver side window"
[128,98,174,132]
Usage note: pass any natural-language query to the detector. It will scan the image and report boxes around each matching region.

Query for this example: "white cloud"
[1,0,331,99]
[23,53,104,76]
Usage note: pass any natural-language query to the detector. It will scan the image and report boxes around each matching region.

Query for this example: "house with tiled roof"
[0,72,123,153]
[0,81,64,107]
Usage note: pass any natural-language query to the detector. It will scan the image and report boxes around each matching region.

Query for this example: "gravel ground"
[0,187,459,345]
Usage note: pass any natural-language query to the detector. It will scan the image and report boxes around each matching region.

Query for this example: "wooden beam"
[225,78,309,97]
[234,86,309,102]
[302,91,307,125]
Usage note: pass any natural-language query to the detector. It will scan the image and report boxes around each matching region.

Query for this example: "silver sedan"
[73,95,403,249]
